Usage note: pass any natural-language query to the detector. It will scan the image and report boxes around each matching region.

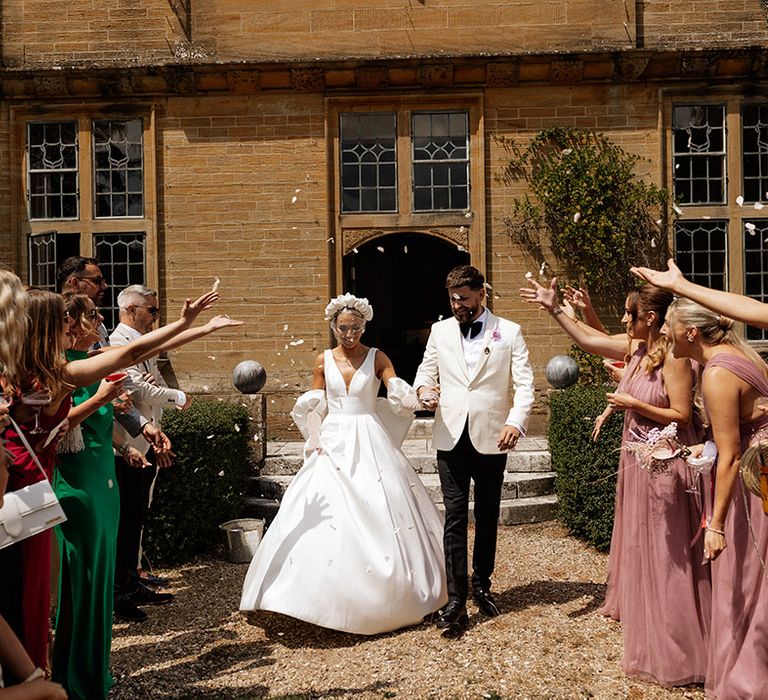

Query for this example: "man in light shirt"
[110,285,186,621]
[414,265,535,634]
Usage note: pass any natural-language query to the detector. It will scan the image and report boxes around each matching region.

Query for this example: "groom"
[414,264,535,632]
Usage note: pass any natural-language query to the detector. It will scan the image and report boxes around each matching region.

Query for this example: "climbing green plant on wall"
[497,127,672,301]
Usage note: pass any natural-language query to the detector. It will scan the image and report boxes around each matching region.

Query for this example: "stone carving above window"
[342,226,469,255]
[291,68,324,91]
[487,62,519,86]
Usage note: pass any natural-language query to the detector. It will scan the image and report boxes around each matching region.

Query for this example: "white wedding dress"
[240,348,447,635]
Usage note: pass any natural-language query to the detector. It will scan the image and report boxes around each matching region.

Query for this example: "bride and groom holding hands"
[240,265,535,636]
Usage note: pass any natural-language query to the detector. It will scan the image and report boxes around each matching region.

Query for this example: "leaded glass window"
[93,119,144,218]
[672,105,726,205]
[28,232,58,291]
[412,112,469,212]
[94,233,146,330]
[742,104,768,204]
[340,113,397,213]
[27,122,79,220]
[674,220,728,291]
[744,219,768,340]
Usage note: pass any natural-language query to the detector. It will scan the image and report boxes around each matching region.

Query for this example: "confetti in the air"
[655,218,662,225]
[525,271,533,279]
[377,246,385,253]
[539,261,547,276]
[289,339,305,346]
[736,195,744,206]
[283,324,289,331]
[208,355,216,360]
[650,238,657,248]
[755,202,765,210]
[573,212,581,223]
[438,314,443,321]
[672,203,683,215]
[212,278,221,292]
[562,148,573,155]
[353,247,359,254]
[234,424,241,432]
[404,245,408,253]
[465,211,472,218]
[206,434,214,440]
[457,244,466,251]
[218,470,225,477]
[327,236,334,243]
[746,222,757,234]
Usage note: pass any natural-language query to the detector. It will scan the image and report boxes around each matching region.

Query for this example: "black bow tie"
[460,320,483,339]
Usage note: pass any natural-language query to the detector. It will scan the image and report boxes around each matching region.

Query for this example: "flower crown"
[324,293,374,322]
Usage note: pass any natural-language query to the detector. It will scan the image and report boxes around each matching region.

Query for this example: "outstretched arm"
[632,258,768,329]
[63,291,219,388]
[520,277,627,360]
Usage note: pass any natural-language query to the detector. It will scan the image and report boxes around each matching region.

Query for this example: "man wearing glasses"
[109,285,190,622]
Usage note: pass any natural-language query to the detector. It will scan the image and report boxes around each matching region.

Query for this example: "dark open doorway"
[343,232,469,385]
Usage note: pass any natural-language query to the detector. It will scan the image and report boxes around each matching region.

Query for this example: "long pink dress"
[600,348,711,686]
[703,355,768,700]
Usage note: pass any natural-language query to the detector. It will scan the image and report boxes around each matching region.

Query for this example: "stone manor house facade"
[1,1,768,436]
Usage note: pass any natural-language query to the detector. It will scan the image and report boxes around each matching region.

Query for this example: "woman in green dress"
[53,293,147,700]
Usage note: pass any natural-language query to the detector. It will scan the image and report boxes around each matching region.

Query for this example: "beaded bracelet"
[706,526,726,536]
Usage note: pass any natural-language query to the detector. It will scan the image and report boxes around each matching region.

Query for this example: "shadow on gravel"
[496,580,607,618]
[245,610,432,650]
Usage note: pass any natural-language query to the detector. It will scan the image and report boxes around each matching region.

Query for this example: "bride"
[240,293,447,634]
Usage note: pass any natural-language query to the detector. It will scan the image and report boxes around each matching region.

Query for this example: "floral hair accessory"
[324,293,374,322]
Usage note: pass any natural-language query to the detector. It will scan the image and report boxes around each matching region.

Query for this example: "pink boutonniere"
[491,328,502,342]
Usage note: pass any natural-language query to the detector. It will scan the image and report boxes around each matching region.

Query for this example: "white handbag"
[0,418,67,550]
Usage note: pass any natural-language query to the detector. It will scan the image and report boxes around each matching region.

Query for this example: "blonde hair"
[18,290,73,397]
[626,285,674,374]
[667,298,767,374]
[63,291,96,342]
[0,269,29,388]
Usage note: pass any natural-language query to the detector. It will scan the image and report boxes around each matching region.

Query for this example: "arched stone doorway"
[342,232,469,384]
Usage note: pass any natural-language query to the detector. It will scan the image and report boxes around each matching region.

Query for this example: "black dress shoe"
[129,583,174,606]
[435,600,469,629]
[113,598,148,623]
[472,587,501,617]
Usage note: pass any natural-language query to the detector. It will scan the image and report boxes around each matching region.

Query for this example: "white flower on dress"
[324,293,374,322]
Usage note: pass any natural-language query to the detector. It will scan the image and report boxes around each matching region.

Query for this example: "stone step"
[262,436,551,476]
[244,494,559,526]
[248,471,556,503]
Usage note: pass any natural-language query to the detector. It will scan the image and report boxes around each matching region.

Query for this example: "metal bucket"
[219,518,264,563]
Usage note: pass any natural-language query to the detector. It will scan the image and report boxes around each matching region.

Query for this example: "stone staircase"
[245,418,558,525]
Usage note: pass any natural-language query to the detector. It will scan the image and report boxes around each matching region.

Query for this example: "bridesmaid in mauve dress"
[521,280,710,687]
[665,298,768,700]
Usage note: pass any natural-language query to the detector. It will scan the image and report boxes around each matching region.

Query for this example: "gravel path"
[110,522,706,699]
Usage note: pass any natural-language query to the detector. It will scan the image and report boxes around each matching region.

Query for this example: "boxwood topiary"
[548,384,623,551]
[143,399,253,564]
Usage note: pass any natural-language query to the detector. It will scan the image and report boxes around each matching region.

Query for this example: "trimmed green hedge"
[548,385,623,551]
[144,399,253,564]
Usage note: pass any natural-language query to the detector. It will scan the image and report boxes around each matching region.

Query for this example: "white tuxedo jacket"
[110,322,186,455]
[413,310,535,454]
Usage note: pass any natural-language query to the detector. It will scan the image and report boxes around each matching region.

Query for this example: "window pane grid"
[412,112,469,212]
[741,103,768,204]
[744,219,768,340]
[94,233,146,331]
[674,220,728,291]
[93,119,144,218]
[27,122,79,220]
[340,113,397,213]
[672,105,726,205]
[28,233,58,291]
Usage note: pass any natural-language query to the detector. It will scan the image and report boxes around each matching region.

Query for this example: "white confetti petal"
[539,261,547,276]
[377,246,385,252]
[202,385,209,391]
[736,195,744,206]
[326,236,334,243]
[650,238,657,248]
[494,294,500,300]
[655,218,662,225]
[208,355,216,360]
[291,196,298,204]
[464,211,472,218]
[218,470,224,476]
[457,244,466,251]
[403,245,408,253]
[746,222,757,233]
[289,338,305,346]
[755,202,765,210]
[485,282,493,290]
[573,212,581,223]
[525,271,533,279]
[206,434,214,439]
[459,226,466,233]
[295,188,301,193]
[283,324,289,331]
[212,277,221,292]
[562,148,573,155]
[437,314,443,321]
[353,247,358,254]
[234,424,241,432]
[702,215,711,220]
[672,203,683,215]
[253,434,260,442]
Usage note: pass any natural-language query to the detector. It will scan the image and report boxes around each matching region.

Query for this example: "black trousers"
[437,422,506,606]
[114,454,158,595]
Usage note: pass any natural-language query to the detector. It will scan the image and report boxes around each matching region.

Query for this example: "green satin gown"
[53,349,120,700]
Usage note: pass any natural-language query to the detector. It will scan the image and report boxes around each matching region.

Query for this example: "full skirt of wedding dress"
[240,412,447,635]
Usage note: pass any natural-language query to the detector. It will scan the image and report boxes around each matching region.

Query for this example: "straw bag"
[0,418,67,549]
[739,440,768,515]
